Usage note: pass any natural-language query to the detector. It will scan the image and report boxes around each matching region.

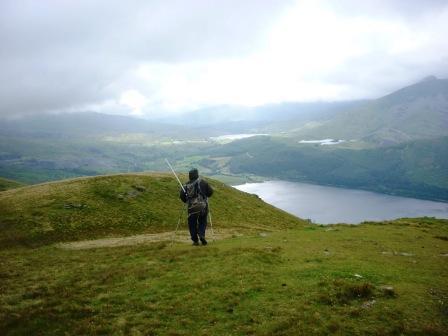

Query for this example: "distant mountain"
[0,112,187,139]
[155,101,365,127]
[0,101,366,141]
[293,76,448,145]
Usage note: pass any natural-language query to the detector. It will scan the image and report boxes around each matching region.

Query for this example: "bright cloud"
[116,0,448,115]
[119,90,147,116]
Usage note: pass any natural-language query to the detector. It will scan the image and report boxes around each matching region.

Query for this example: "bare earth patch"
[56,230,238,250]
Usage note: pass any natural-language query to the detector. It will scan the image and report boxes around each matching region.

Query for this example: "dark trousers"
[188,211,207,242]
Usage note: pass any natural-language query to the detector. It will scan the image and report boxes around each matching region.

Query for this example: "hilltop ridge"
[0,173,305,247]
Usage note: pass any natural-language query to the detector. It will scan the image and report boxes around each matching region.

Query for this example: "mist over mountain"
[3,76,446,145]
[0,112,184,139]
[0,101,365,140]
[168,76,448,145]
[291,76,448,145]
[153,101,365,126]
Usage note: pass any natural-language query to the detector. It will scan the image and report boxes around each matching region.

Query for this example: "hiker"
[179,168,213,246]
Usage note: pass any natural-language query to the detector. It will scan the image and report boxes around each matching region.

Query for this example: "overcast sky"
[1,0,448,118]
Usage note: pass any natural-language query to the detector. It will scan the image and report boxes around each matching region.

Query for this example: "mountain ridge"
[293,77,448,145]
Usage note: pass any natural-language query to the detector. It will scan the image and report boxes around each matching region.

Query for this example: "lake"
[210,134,268,143]
[234,180,448,224]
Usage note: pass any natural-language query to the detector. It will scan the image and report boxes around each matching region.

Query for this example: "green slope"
[0,173,305,247]
[222,136,448,201]
[1,174,447,335]
[293,76,448,145]
[1,218,447,335]
[0,177,24,191]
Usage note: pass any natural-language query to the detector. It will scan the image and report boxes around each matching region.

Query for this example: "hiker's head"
[189,168,199,181]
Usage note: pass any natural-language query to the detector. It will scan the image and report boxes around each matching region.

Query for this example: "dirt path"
[56,230,239,250]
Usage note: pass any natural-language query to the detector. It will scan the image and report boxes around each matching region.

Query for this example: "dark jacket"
[179,178,213,204]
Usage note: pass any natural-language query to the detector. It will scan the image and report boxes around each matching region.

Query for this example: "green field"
[1,174,447,335]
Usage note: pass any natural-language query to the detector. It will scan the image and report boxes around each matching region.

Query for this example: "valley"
[1,77,447,201]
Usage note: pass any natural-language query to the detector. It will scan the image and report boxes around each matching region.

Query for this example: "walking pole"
[172,203,187,245]
[207,200,215,242]
[165,159,188,245]
[165,159,186,193]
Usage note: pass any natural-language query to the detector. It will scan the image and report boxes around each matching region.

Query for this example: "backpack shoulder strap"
[187,178,200,192]
[197,178,208,198]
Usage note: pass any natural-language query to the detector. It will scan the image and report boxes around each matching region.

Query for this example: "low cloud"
[1,0,447,118]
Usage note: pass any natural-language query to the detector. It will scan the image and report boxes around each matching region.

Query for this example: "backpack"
[185,178,207,214]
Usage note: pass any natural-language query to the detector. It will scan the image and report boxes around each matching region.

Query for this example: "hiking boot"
[192,241,200,246]
[200,237,208,246]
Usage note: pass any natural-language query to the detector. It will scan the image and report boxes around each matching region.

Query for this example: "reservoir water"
[234,180,448,224]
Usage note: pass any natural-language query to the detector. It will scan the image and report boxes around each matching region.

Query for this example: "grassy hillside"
[0,173,305,247]
[0,177,24,191]
[0,130,221,184]
[4,132,445,202]
[222,136,448,201]
[1,217,447,335]
[0,175,447,334]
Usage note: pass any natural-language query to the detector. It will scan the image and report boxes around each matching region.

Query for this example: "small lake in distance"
[234,180,448,224]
